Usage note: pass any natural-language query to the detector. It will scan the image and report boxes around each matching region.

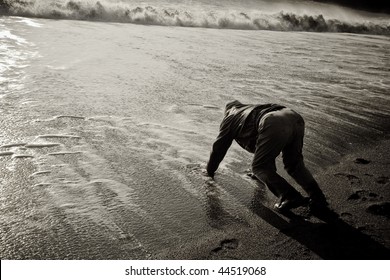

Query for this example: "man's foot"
[274,196,309,212]
[246,173,259,181]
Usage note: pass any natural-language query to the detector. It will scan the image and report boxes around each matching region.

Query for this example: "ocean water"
[0,0,389,259]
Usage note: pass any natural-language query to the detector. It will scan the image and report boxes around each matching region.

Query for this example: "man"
[206,100,327,211]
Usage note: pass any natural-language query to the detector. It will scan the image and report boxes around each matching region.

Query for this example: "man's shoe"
[274,196,309,212]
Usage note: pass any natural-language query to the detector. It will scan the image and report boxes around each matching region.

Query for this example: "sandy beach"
[158,139,390,259]
[0,0,389,260]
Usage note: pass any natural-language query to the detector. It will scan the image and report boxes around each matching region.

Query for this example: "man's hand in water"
[246,172,259,181]
[201,168,214,179]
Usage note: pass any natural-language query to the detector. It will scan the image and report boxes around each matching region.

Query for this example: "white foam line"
[37,134,81,139]
[0,30,27,45]
[20,100,38,105]
[137,122,197,135]
[55,115,86,120]
[33,183,51,187]
[29,170,51,178]
[48,151,83,156]
[17,17,43,28]
[202,104,220,109]
[0,142,27,148]
[34,115,86,123]
[25,143,61,148]
[12,154,34,159]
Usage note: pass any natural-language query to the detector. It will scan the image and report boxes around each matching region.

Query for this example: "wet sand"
[1,114,388,260]
[158,139,390,259]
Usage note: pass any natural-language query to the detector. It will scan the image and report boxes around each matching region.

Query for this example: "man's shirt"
[206,101,285,176]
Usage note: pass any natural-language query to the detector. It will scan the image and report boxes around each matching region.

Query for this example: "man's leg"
[252,112,304,209]
[282,113,327,205]
[284,156,327,202]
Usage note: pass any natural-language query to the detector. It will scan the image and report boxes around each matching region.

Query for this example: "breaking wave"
[1,0,389,35]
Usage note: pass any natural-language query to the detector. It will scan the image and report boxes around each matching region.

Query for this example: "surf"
[1,0,389,35]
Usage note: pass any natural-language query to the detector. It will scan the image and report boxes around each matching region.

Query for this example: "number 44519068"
[217,267,266,276]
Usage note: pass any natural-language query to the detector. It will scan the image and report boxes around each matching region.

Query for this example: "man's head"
[225,100,241,110]
[224,100,245,115]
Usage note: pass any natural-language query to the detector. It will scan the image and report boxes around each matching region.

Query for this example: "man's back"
[206,101,285,176]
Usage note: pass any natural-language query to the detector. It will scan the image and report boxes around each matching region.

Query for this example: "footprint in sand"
[347,190,380,202]
[334,173,361,185]
[376,176,389,185]
[366,202,390,219]
[211,239,240,255]
[354,158,371,164]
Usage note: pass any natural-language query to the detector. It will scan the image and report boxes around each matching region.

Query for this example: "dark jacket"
[206,100,285,177]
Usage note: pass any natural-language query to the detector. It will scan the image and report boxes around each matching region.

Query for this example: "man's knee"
[284,162,298,176]
[252,167,274,184]
[284,158,304,176]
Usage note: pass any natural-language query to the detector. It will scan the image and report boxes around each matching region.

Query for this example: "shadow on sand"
[250,188,390,260]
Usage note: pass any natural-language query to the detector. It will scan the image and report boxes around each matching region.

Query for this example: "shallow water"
[0,9,389,259]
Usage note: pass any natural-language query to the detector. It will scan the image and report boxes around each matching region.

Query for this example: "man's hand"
[201,168,214,179]
[246,172,259,180]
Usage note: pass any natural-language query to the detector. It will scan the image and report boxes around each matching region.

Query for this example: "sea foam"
[1,0,389,35]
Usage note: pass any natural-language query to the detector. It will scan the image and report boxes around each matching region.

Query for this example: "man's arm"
[206,117,234,177]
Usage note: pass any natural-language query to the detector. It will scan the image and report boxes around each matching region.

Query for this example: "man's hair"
[225,100,241,111]
[225,100,248,115]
